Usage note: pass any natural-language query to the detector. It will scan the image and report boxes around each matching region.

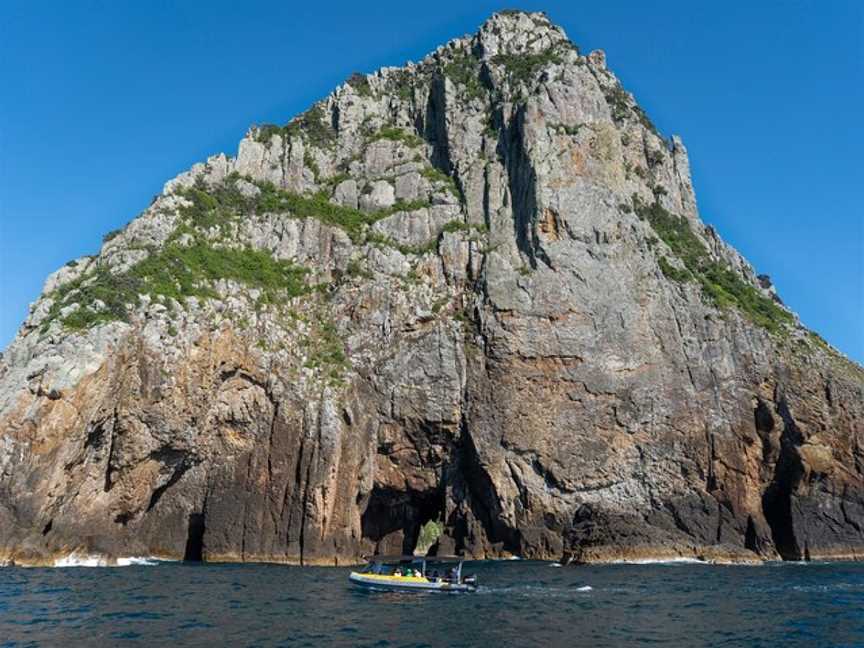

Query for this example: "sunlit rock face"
[1,11,862,567]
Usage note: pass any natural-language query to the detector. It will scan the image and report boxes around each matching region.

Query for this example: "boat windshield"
[359,557,466,583]
[362,558,428,576]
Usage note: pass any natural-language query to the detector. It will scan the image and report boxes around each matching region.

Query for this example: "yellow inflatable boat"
[349,555,478,593]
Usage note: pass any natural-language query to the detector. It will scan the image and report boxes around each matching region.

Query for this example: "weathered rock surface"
[1,11,862,566]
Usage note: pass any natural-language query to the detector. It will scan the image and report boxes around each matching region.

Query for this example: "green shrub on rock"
[443,51,486,100]
[346,72,373,98]
[492,45,564,86]
[254,104,336,147]
[370,127,423,148]
[634,196,793,333]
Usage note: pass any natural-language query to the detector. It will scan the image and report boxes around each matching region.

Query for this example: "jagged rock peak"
[1,9,862,569]
[475,10,571,57]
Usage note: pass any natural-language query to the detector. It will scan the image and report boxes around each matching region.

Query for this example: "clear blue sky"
[1,1,862,363]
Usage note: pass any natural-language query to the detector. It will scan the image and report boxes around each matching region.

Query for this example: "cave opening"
[184,512,205,562]
[743,515,759,553]
[762,485,802,560]
[754,400,775,434]
[761,396,806,561]
[408,493,446,556]
[361,486,444,556]
[744,515,770,556]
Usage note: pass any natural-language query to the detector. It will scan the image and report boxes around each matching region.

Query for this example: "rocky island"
[1,11,861,567]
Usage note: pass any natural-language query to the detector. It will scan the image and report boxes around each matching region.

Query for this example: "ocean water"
[1,560,862,647]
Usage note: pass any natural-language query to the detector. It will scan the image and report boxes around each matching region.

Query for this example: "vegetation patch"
[492,44,566,86]
[286,105,336,147]
[441,220,487,235]
[420,165,459,196]
[254,183,381,242]
[634,197,793,333]
[443,51,486,100]
[303,319,349,385]
[344,258,373,280]
[254,104,336,147]
[304,151,320,181]
[635,106,660,138]
[403,219,486,255]
[365,218,484,257]
[605,84,632,123]
[181,176,433,245]
[646,147,666,167]
[254,124,283,144]
[377,198,430,217]
[42,241,311,334]
[697,264,795,332]
[140,243,308,302]
[396,239,439,257]
[370,127,423,148]
[551,123,582,136]
[657,256,691,282]
[347,72,373,98]
[42,267,137,332]
[61,305,112,331]
[102,229,123,244]
[430,296,450,314]
[321,172,350,191]
[388,69,414,101]
[605,83,660,137]
[42,179,319,333]
[482,113,498,138]
[634,198,707,271]
[304,320,346,368]
[807,331,831,352]
[415,519,443,554]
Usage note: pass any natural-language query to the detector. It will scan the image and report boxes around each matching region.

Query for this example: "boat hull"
[348,572,476,593]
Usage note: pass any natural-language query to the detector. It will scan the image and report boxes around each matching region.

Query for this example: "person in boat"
[393,567,402,577]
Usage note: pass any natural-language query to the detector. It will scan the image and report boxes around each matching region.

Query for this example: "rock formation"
[1,11,862,566]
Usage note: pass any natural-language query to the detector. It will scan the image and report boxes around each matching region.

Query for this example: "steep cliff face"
[1,11,862,566]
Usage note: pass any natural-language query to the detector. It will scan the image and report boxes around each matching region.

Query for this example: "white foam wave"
[116,557,161,566]
[53,554,108,567]
[476,584,594,599]
[610,557,707,565]
[53,554,165,568]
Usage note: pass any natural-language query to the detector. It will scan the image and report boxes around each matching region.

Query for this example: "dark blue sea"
[1,560,862,647]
